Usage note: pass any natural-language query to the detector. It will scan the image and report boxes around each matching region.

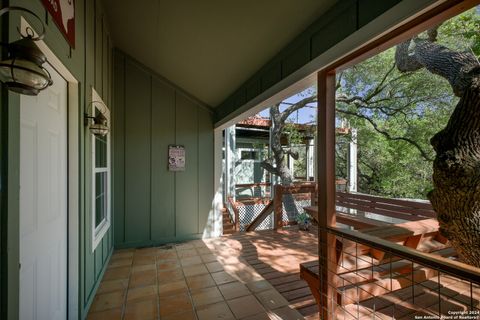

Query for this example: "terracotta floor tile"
[108,258,132,268]
[158,279,188,297]
[87,307,122,320]
[183,264,209,277]
[103,266,131,281]
[191,286,224,307]
[126,285,157,302]
[205,261,224,273]
[157,268,184,283]
[90,291,125,312]
[132,255,155,265]
[124,297,158,320]
[241,313,272,320]
[247,280,274,293]
[218,282,251,300]
[159,292,193,317]
[211,271,236,285]
[111,250,134,260]
[175,243,195,250]
[134,247,157,256]
[156,250,178,260]
[186,274,217,291]
[197,301,235,320]
[181,256,203,267]
[97,279,129,295]
[129,270,156,288]
[132,264,156,273]
[200,254,218,263]
[268,306,304,320]
[227,295,265,319]
[157,260,180,271]
[162,309,198,320]
[197,247,212,254]
[255,289,289,310]
[192,240,207,248]
[178,249,199,258]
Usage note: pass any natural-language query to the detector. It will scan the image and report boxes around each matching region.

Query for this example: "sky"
[258,87,317,124]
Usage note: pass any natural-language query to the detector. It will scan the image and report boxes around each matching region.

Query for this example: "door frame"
[20,18,80,320]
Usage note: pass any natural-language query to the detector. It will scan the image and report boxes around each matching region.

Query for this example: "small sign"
[41,0,75,48]
[168,145,185,171]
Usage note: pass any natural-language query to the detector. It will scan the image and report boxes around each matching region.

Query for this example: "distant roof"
[238,115,271,127]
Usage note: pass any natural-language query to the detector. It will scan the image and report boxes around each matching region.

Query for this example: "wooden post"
[317,69,337,319]
[273,185,283,230]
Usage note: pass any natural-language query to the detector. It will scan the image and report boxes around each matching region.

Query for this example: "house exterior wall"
[112,51,215,248]
[0,0,114,319]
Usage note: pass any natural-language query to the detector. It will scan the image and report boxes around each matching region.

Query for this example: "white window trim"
[91,88,111,251]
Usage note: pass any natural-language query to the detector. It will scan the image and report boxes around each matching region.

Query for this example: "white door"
[19,64,68,320]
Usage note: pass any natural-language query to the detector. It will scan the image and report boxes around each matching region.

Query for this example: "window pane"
[95,134,107,167]
[95,172,107,227]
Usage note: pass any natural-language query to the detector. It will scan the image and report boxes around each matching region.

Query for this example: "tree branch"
[337,108,434,162]
[260,160,280,176]
[279,96,317,123]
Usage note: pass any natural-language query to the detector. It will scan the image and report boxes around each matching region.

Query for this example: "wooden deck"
[222,224,479,320]
[224,226,320,319]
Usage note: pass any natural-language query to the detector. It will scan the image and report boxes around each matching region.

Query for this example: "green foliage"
[335,8,478,199]
[437,7,480,56]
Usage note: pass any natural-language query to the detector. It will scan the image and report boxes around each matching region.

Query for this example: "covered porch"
[88,218,479,319]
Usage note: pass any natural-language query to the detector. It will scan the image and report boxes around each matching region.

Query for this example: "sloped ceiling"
[102,0,337,107]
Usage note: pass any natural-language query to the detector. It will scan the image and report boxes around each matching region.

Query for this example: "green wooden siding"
[150,78,176,239]
[113,51,214,247]
[124,60,152,243]
[1,0,114,319]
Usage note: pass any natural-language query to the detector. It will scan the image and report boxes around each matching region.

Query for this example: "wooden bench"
[300,218,451,306]
[336,191,436,221]
[304,192,436,232]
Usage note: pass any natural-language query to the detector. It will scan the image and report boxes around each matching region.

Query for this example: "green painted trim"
[81,247,113,320]
[114,234,204,250]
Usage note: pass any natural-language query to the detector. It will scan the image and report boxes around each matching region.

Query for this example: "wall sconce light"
[0,6,53,95]
[85,101,109,136]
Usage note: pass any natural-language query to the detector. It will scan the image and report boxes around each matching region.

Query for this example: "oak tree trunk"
[396,34,480,267]
[429,78,480,267]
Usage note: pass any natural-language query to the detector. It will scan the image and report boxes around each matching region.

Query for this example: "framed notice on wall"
[41,0,76,48]
[168,145,185,171]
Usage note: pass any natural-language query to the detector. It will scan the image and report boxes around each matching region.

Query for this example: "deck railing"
[315,226,480,319]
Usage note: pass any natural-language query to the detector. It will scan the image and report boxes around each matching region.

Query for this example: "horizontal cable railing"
[315,226,480,319]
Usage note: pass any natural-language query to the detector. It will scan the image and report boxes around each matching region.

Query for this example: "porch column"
[307,138,315,181]
[225,125,236,202]
[317,70,337,319]
[347,128,358,192]
[207,129,224,238]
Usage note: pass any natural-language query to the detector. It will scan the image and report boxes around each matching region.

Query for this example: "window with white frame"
[92,89,111,250]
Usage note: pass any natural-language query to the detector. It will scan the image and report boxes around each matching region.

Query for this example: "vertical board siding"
[198,110,214,234]
[113,52,126,245]
[113,52,214,247]
[175,94,199,236]
[151,77,176,240]
[83,0,115,315]
[83,0,96,304]
[6,0,115,318]
[124,61,152,243]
